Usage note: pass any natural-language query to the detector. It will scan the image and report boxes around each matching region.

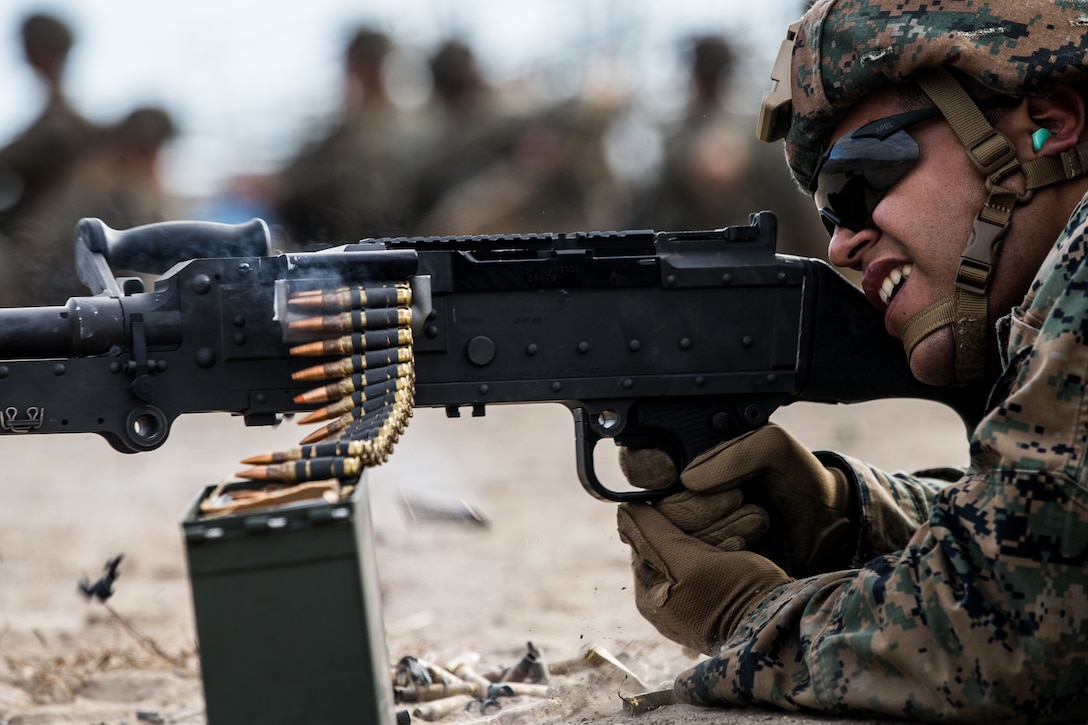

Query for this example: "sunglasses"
[808,98,1015,236]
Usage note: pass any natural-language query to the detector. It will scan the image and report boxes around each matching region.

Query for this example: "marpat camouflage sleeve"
[674,196,1088,722]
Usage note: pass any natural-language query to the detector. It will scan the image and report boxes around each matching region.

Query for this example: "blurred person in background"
[0,12,101,304]
[403,38,526,232]
[267,26,421,247]
[0,12,99,238]
[0,105,179,306]
[414,92,631,235]
[644,34,825,257]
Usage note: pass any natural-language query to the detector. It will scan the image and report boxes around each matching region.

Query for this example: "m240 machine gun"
[0,210,985,501]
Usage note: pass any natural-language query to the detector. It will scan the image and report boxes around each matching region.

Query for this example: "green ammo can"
[181,476,397,725]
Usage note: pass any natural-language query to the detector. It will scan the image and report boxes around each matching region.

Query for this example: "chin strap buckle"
[955,216,1008,295]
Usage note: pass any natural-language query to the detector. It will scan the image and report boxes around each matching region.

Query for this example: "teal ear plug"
[1032,128,1052,153]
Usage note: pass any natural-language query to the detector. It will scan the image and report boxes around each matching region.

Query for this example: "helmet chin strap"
[900,68,1088,384]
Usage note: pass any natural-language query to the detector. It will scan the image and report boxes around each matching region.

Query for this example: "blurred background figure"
[0,105,179,306]
[0,12,102,305]
[0,12,99,237]
[403,38,525,231]
[413,94,630,235]
[641,34,823,256]
[263,26,422,248]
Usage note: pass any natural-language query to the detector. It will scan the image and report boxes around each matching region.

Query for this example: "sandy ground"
[0,393,972,725]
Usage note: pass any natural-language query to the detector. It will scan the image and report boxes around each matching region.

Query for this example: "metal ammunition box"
[182,477,396,725]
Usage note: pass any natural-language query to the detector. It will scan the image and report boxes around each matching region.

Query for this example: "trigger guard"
[572,408,683,503]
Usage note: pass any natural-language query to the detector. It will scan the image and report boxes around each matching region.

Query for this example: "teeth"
[878,264,912,305]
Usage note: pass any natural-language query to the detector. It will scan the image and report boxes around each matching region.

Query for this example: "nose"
[827,224,877,271]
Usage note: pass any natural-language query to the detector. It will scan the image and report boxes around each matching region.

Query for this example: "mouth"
[877,263,912,308]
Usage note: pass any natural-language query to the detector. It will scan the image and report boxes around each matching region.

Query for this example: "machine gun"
[0,211,988,502]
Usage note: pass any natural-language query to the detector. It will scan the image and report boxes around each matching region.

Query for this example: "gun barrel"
[0,297,125,358]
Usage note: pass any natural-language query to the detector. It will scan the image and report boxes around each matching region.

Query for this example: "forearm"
[674,468,1088,722]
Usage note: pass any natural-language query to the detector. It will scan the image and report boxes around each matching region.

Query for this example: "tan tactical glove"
[617,502,789,655]
[619,423,859,577]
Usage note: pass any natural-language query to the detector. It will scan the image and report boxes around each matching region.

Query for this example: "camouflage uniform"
[671,1,1088,720]
[676,192,1088,722]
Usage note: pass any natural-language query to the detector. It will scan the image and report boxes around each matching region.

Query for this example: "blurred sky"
[0,0,804,203]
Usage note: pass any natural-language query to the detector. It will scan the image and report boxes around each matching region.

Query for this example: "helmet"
[760,0,1088,190]
[758,0,1088,385]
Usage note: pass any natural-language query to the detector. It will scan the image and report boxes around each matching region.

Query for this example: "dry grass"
[1,605,197,705]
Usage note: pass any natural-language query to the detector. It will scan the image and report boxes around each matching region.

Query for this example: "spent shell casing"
[448,662,492,697]
[411,694,474,722]
[235,455,362,483]
[620,689,678,715]
[292,363,409,405]
[291,347,414,382]
[393,681,476,703]
[489,682,550,698]
[289,328,412,357]
[288,307,411,334]
[288,283,411,311]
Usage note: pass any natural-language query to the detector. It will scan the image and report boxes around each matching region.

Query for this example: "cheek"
[872,151,985,269]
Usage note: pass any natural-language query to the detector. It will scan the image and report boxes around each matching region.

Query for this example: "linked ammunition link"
[236,281,415,485]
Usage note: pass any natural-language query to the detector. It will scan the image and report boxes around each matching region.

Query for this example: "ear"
[1022,84,1087,158]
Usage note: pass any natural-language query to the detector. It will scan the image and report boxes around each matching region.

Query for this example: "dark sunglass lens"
[811,128,919,235]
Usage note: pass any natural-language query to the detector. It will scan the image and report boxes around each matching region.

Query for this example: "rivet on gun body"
[665,274,677,286]
[195,348,216,368]
[237,262,252,274]
[722,272,733,284]
[526,343,538,355]
[766,373,777,384]
[0,365,8,378]
[679,338,692,350]
[52,363,66,376]
[233,315,246,327]
[711,411,730,432]
[551,381,562,392]
[577,341,590,353]
[628,340,641,352]
[478,384,490,395]
[425,325,439,339]
[778,271,788,282]
[234,333,247,345]
[694,376,705,387]
[191,274,212,294]
[742,336,753,347]
[622,378,634,389]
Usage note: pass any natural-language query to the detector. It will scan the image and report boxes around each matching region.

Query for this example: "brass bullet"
[235,455,363,483]
[299,394,412,446]
[297,386,406,425]
[292,363,409,405]
[291,347,413,382]
[288,307,411,334]
[239,439,369,465]
[288,283,411,311]
[289,328,412,357]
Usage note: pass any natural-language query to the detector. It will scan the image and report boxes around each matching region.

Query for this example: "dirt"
[0,395,970,724]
